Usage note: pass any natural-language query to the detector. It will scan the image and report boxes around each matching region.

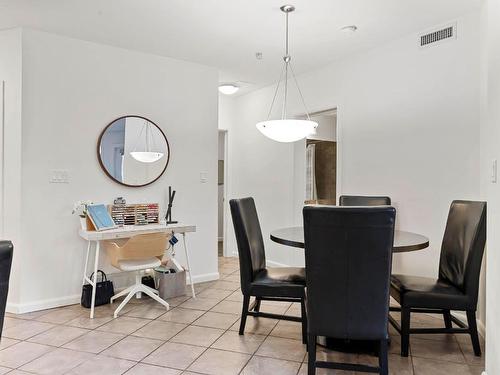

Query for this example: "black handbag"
[81,270,114,308]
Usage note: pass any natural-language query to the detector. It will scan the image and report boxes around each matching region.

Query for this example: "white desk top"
[79,223,196,241]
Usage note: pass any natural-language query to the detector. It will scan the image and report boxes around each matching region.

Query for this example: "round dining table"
[269,226,429,353]
[270,227,429,252]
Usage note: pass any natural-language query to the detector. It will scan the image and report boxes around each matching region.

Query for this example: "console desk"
[79,223,196,318]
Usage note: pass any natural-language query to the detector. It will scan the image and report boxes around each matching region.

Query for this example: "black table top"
[270,226,429,253]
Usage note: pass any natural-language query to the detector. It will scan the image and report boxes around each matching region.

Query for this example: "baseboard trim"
[190,272,220,284]
[452,311,486,339]
[266,259,290,267]
[7,294,81,314]
[6,272,220,315]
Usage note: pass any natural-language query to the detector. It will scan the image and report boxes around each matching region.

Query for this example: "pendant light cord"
[290,62,312,121]
[266,5,313,122]
[282,10,289,119]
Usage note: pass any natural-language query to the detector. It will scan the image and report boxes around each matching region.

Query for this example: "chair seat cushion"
[250,267,306,298]
[118,258,161,272]
[391,274,470,310]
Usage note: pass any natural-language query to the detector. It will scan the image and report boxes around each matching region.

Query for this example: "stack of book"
[109,203,160,226]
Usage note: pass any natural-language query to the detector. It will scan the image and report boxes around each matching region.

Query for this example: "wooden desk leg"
[182,233,196,298]
[90,241,100,319]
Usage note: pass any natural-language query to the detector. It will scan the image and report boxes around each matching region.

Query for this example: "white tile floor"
[0,256,485,374]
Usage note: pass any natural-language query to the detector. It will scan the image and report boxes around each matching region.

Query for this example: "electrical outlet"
[49,169,69,183]
[200,172,208,183]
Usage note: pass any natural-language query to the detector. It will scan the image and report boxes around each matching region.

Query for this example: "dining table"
[269,225,430,353]
[270,227,429,252]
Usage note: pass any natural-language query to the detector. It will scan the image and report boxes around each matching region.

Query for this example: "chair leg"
[379,339,388,375]
[239,295,250,335]
[466,310,481,356]
[443,310,452,329]
[307,334,316,375]
[254,297,261,312]
[141,285,170,310]
[401,307,411,357]
[113,285,137,318]
[301,298,307,345]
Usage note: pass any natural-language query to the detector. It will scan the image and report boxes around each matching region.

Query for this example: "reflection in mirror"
[98,116,170,186]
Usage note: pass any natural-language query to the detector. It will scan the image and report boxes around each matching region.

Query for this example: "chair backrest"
[339,195,391,206]
[0,241,13,338]
[438,200,486,304]
[303,205,396,340]
[104,233,168,269]
[229,198,266,295]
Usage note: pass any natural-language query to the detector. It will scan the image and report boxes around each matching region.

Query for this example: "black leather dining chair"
[339,195,391,206]
[230,197,307,343]
[303,205,396,375]
[0,241,13,338]
[390,200,486,357]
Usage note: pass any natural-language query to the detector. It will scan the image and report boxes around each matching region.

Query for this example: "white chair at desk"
[104,233,170,317]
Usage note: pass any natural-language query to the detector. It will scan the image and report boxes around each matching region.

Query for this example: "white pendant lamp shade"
[130,151,164,163]
[256,5,317,143]
[256,119,317,143]
[130,119,164,163]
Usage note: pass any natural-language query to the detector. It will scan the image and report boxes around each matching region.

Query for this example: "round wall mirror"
[98,115,170,187]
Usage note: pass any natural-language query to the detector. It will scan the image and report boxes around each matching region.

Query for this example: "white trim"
[217,237,223,242]
[220,129,230,258]
[6,271,220,314]
[335,106,343,198]
[189,272,220,284]
[266,259,290,268]
[7,294,81,314]
[452,311,486,339]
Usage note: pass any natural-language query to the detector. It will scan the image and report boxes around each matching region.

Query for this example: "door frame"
[218,129,230,257]
[298,106,342,202]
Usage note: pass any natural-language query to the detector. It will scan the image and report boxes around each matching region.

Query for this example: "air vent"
[419,24,456,47]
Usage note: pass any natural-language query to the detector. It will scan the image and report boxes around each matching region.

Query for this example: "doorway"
[217,130,228,257]
[293,109,338,223]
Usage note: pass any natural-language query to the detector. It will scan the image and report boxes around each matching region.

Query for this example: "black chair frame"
[388,306,481,356]
[240,295,307,343]
[308,335,388,374]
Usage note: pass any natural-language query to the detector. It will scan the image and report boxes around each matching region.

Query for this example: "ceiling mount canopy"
[256,4,318,143]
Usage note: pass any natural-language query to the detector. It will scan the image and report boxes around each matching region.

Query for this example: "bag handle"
[88,270,107,282]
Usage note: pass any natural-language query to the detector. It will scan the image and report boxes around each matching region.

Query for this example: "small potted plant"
[72,200,93,230]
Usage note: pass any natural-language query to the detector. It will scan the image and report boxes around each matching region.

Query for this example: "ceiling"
[0,0,481,95]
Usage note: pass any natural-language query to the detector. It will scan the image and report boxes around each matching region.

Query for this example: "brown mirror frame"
[97,115,171,187]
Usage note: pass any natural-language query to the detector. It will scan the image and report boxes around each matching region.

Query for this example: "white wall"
[0,28,23,308]
[481,0,500,373]
[224,12,482,297]
[5,29,219,313]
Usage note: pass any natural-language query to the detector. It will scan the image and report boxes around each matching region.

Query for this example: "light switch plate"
[49,169,69,183]
[200,172,208,183]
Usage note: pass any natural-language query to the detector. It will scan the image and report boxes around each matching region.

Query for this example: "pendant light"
[130,119,165,163]
[256,5,318,143]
